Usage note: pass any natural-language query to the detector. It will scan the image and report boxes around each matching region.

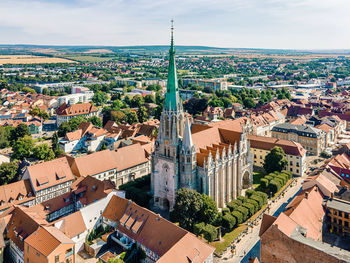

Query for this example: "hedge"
[222,207,231,215]
[242,203,255,217]
[193,222,206,236]
[246,198,259,213]
[237,196,247,203]
[269,179,281,194]
[260,178,269,189]
[227,199,242,212]
[265,175,274,181]
[250,195,263,208]
[232,210,244,224]
[236,206,249,221]
[202,224,217,242]
[255,191,268,204]
[193,222,217,242]
[222,214,236,231]
[245,189,255,198]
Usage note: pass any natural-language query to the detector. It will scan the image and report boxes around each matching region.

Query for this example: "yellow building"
[248,135,306,177]
[271,123,326,156]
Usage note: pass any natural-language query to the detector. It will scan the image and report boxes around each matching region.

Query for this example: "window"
[55,255,59,263]
[290,168,293,172]
[296,169,299,173]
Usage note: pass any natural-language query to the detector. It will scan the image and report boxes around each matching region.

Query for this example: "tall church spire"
[164,20,181,111]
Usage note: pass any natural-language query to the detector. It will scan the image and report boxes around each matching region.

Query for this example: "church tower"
[152,21,191,210]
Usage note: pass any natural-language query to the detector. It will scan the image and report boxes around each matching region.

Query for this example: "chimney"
[331,192,334,199]
[305,191,309,199]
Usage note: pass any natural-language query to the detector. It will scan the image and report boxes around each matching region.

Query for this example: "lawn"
[210,225,247,255]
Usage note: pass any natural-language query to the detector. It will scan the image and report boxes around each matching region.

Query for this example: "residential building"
[24,226,75,263]
[69,145,151,187]
[259,183,350,263]
[56,102,99,126]
[271,123,326,155]
[0,179,35,214]
[102,195,215,263]
[152,32,252,210]
[315,123,335,146]
[59,121,110,153]
[248,135,306,177]
[183,78,228,91]
[324,187,350,237]
[22,157,75,204]
[58,92,94,105]
[203,106,224,120]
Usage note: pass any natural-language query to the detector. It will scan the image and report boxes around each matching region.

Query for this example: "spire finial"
[170,19,175,52]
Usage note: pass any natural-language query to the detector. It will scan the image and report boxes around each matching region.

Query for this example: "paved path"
[215,177,303,263]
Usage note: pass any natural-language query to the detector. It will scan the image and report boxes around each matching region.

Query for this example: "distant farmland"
[0,55,77,64]
[63,55,114,63]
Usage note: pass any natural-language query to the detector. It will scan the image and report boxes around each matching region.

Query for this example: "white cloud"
[0,0,349,49]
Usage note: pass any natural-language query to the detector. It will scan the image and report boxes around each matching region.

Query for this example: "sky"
[0,0,349,49]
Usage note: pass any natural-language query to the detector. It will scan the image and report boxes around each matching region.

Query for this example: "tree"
[137,106,149,123]
[92,91,108,106]
[111,111,127,124]
[58,116,86,137]
[32,143,55,161]
[263,146,288,174]
[170,188,203,231]
[88,116,102,127]
[124,110,139,124]
[243,97,256,109]
[183,97,209,116]
[144,94,156,104]
[10,124,30,143]
[199,194,219,225]
[0,162,19,185]
[0,126,13,149]
[111,99,124,111]
[11,135,34,160]
[51,132,60,157]
[130,95,144,108]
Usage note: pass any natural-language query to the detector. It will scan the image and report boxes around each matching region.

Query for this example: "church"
[151,26,253,210]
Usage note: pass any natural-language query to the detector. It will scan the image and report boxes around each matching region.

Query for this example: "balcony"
[111,231,134,250]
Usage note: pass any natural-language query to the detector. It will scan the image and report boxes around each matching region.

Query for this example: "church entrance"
[242,171,251,189]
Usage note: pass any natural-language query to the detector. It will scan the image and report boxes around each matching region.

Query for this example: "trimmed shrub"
[260,178,269,190]
[237,196,247,203]
[255,191,268,204]
[275,175,286,185]
[193,222,206,236]
[222,207,231,215]
[213,212,223,227]
[227,199,242,212]
[202,224,217,242]
[273,177,284,187]
[265,175,273,181]
[245,189,255,198]
[222,213,236,230]
[236,206,249,222]
[281,171,292,180]
[269,179,281,195]
[246,198,259,212]
[232,210,244,224]
[242,203,255,217]
[250,195,263,208]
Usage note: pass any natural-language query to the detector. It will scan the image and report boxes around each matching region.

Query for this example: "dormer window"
[92,185,96,192]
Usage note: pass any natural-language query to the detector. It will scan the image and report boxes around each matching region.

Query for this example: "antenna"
[171,19,174,47]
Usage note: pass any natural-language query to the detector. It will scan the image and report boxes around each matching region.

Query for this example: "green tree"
[222,213,236,230]
[243,97,256,109]
[130,95,144,108]
[0,162,19,185]
[0,126,13,148]
[124,110,139,124]
[263,146,288,174]
[111,99,124,110]
[111,111,127,124]
[11,135,34,160]
[92,91,108,106]
[137,106,149,123]
[88,116,102,127]
[32,143,55,161]
[10,123,31,143]
[200,194,219,225]
[51,132,61,157]
[170,188,204,231]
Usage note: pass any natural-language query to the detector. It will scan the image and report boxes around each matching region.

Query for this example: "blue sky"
[0,0,349,49]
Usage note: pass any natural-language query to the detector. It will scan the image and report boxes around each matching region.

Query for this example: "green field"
[63,55,114,63]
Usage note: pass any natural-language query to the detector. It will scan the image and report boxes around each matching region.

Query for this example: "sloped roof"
[55,211,87,238]
[26,157,75,192]
[56,102,98,116]
[248,134,306,157]
[0,179,34,211]
[25,226,73,257]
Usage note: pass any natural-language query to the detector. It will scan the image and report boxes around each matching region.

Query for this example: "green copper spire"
[164,20,181,111]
